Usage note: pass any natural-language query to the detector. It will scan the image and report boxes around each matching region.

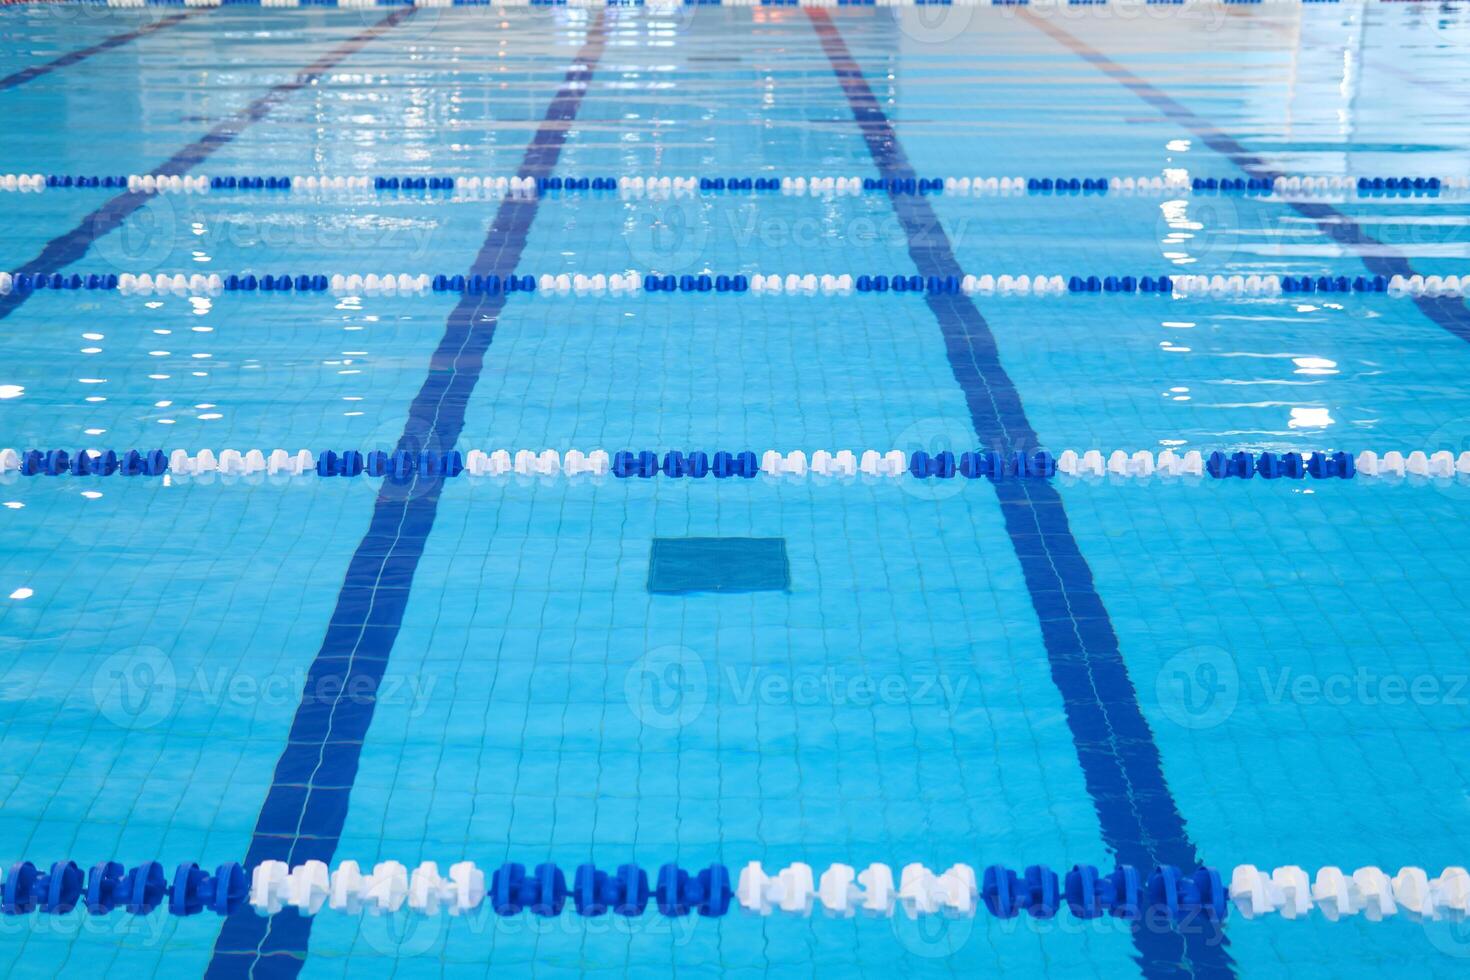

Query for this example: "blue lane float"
[1204,450,1355,480]
[2,861,248,917]
[530,863,731,917]
[909,450,1057,479]
[610,450,760,478]
[977,864,1226,921]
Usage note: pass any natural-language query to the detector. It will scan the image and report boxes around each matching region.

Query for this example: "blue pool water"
[2,2,1470,977]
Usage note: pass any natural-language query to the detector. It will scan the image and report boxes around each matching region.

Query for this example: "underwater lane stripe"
[0,7,416,325]
[806,10,1234,979]
[0,10,197,91]
[1019,11,1470,348]
[185,9,425,979]
[203,13,609,980]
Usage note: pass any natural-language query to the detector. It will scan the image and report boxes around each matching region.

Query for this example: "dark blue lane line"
[806,11,1232,978]
[0,10,197,91]
[0,7,415,324]
[205,14,609,979]
[1020,11,1470,347]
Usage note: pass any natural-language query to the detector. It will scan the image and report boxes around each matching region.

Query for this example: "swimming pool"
[2,0,1470,975]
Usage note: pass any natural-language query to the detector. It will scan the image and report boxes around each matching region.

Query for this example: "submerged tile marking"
[648,537,791,594]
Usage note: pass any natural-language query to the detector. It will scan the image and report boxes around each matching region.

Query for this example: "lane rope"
[5,448,1469,480]
[5,858,1468,924]
[3,172,1463,198]
[7,270,1469,297]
